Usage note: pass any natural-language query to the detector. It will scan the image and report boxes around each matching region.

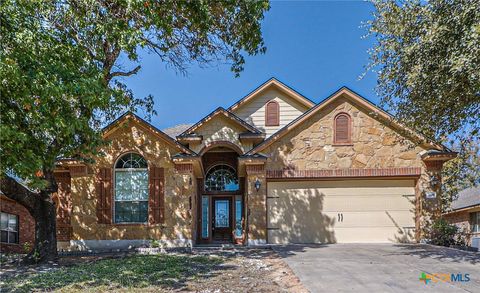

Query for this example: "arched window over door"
[114,153,148,223]
[334,113,352,144]
[204,165,239,192]
[265,100,280,126]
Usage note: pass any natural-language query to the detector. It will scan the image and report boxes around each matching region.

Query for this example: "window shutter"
[335,114,350,143]
[96,168,112,224]
[149,167,165,224]
[266,101,279,126]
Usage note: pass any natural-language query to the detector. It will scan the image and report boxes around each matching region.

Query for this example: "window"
[471,212,480,233]
[114,153,148,223]
[334,113,352,144]
[235,196,243,238]
[265,100,280,126]
[204,165,239,192]
[1,212,18,244]
[201,196,209,238]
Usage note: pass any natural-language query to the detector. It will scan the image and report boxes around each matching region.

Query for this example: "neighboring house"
[0,194,35,253]
[52,78,456,250]
[444,187,480,248]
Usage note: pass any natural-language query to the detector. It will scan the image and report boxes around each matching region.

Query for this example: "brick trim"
[175,164,193,173]
[246,164,265,175]
[266,167,422,179]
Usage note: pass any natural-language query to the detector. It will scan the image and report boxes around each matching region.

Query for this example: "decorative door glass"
[215,200,229,228]
[235,197,242,237]
[201,196,209,238]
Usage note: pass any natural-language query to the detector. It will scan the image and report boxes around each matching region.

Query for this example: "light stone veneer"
[189,114,253,153]
[264,97,425,171]
[69,119,195,245]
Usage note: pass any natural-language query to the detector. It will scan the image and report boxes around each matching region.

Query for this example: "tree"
[367,0,480,209]
[0,0,269,263]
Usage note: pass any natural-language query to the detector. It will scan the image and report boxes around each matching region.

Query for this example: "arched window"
[205,165,239,192]
[265,100,280,126]
[114,153,148,223]
[334,113,352,144]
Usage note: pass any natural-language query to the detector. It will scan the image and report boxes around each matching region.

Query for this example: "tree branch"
[108,65,141,79]
[0,175,39,215]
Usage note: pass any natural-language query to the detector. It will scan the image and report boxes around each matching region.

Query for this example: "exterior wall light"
[254,178,261,192]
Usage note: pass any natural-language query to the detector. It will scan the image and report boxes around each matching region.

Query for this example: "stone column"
[245,164,267,245]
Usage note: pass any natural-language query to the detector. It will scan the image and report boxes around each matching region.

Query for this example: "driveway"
[274,244,480,293]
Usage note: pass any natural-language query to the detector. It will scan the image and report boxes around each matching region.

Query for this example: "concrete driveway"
[273,244,479,293]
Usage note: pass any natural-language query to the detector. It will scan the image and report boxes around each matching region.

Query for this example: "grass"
[1,254,224,292]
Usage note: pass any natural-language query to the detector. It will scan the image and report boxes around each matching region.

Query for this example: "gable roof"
[227,77,315,112]
[451,187,480,211]
[103,112,195,155]
[247,86,447,155]
[178,107,262,137]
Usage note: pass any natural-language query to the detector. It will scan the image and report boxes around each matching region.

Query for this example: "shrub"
[428,218,461,247]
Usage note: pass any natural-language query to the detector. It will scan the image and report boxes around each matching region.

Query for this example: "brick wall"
[0,197,35,254]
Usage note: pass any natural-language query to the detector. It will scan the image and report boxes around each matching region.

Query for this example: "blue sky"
[124,1,377,129]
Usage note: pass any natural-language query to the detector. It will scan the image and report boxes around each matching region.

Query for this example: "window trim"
[265,100,280,127]
[333,112,352,145]
[113,152,149,224]
[1,212,19,244]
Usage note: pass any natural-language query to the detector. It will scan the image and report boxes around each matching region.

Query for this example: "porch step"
[193,244,235,250]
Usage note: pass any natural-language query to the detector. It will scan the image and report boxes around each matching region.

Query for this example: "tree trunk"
[25,194,58,263]
[0,175,58,264]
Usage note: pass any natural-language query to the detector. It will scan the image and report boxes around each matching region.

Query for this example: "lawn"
[1,254,223,292]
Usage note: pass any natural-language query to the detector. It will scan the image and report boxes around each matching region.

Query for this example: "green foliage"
[441,137,480,211]
[367,0,480,141]
[2,254,223,292]
[0,0,269,188]
[427,218,466,247]
[367,0,480,207]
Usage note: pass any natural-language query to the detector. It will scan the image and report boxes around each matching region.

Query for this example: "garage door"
[267,179,416,244]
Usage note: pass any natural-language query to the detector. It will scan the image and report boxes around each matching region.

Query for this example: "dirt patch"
[188,248,308,292]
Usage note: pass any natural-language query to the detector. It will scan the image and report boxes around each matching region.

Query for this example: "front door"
[212,198,232,242]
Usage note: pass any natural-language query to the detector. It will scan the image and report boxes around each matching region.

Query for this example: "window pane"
[9,232,18,244]
[114,201,148,223]
[472,212,480,233]
[205,165,239,192]
[115,170,148,201]
[201,196,209,238]
[235,198,242,238]
[215,200,229,228]
[0,213,7,230]
[1,231,7,243]
[8,215,18,232]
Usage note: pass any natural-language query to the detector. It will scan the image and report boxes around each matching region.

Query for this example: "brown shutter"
[265,101,279,126]
[149,167,165,224]
[335,114,350,143]
[96,168,112,224]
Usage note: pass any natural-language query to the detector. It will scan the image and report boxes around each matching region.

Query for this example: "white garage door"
[267,179,416,244]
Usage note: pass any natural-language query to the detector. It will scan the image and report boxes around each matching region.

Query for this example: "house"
[444,187,480,248]
[51,78,456,250]
[0,194,35,253]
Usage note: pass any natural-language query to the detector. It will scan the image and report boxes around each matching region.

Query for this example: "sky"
[124,1,377,130]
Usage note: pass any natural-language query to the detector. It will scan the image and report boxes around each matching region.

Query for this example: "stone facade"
[264,98,424,171]
[0,197,35,253]
[65,119,195,250]
[189,114,253,154]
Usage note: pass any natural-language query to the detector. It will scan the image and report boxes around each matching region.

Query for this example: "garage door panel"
[267,179,416,244]
[323,211,415,228]
[322,195,415,212]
